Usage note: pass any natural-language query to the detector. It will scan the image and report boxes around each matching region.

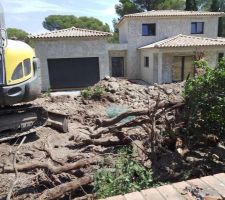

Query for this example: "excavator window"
[0,55,3,84]
[24,58,31,76]
[12,62,23,80]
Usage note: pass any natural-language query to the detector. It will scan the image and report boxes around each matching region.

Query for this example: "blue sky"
[1,0,119,33]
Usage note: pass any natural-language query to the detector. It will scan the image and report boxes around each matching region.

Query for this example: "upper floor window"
[142,23,156,36]
[191,22,204,34]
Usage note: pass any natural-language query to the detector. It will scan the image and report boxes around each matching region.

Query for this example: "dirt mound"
[1,78,224,200]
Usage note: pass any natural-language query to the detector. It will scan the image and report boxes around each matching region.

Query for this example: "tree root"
[39,176,92,200]
[2,159,94,174]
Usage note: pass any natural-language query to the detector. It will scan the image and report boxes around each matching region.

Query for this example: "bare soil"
[0,78,224,200]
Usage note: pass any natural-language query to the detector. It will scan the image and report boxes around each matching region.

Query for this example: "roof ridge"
[139,34,225,49]
[30,26,112,39]
[124,10,224,17]
[154,34,183,47]
[70,27,112,34]
[182,34,225,42]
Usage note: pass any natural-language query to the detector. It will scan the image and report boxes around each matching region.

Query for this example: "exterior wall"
[140,47,225,84]
[140,49,154,83]
[109,50,127,76]
[119,20,128,44]
[119,16,220,80]
[34,38,110,91]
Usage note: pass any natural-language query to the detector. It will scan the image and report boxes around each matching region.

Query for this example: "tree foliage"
[115,0,142,18]
[185,0,198,10]
[184,59,225,136]
[43,15,110,32]
[94,148,154,198]
[209,0,225,37]
[115,0,185,18]
[7,28,28,41]
[157,0,185,10]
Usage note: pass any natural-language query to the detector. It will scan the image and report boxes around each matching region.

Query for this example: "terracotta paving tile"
[157,185,185,200]
[141,188,165,200]
[201,176,225,198]
[214,173,225,184]
[124,192,145,200]
[106,195,126,200]
[172,181,195,200]
[187,178,222,199]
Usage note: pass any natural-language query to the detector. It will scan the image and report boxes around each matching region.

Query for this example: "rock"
[105,94,116,102]
[129,93,136,99]
[108,77,117,82]
[107,82,119,93]
[186,156,203,162]
[166,89,173,95]
[148,86,155,90]
[104,76,110,80]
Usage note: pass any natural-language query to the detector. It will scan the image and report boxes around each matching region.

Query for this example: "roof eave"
[118,12,225,27]
[139,44,225,50]
[30,35,113,40]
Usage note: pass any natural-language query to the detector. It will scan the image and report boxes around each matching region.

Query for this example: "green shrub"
[81,87,92,99]
[94,148,154,198]
[81,86,105,99]
[184,58,225,136]
[92,85,105,99]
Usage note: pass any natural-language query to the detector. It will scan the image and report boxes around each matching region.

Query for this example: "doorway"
[111,57,124,77]
[172,56,194,82]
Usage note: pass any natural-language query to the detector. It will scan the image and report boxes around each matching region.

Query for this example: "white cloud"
[101,6,116,16]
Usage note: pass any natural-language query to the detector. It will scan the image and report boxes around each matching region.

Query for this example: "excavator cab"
[0,2,42,105]
[0,3,68,142]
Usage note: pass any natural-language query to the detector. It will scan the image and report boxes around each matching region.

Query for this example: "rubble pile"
[2,78,224,200]
[98,77,184,109]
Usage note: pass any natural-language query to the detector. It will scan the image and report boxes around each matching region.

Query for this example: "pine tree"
[185,0,198,10]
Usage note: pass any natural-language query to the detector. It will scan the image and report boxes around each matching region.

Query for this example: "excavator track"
[0,104,68,142]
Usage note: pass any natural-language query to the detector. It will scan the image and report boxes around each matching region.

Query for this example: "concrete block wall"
[34,38,110,91]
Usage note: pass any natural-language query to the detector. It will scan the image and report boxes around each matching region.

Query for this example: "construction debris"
[0,78,224,200]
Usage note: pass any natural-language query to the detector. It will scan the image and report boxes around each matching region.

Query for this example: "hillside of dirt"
[0,77,224,200]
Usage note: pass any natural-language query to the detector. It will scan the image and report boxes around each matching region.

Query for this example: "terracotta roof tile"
[124,10,224,17]
[30,27,113,39]
[139,34,225,49]
[118,10,224,26]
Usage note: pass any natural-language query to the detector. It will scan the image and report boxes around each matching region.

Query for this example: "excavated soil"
[0,77,224,200]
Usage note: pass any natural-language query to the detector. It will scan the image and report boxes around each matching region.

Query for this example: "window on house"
[142,24,156,36]
[144,57,149,67]
[191,22,204,34]
[218,53,224,61]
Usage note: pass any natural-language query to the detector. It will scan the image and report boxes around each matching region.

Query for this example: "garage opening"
[48,57,100,90]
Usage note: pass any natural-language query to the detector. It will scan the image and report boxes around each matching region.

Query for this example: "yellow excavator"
[0,3,68,142]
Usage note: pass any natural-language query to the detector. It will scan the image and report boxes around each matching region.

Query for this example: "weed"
[81,86,105,100]
[94,148,154,198]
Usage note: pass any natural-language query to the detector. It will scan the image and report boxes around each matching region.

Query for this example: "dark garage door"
[48,57,100,89]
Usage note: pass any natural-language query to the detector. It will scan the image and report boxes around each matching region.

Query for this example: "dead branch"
[35,138,64,165]
[39,176,92,200]
[2,159,95,174]
[7,136,26,200]
[79,137,131,147]
[96,101,183,127]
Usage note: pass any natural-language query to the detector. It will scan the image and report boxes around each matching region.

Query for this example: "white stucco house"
[31,10,225,91]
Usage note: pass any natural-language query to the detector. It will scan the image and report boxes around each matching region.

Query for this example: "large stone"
[107,82,119,93]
